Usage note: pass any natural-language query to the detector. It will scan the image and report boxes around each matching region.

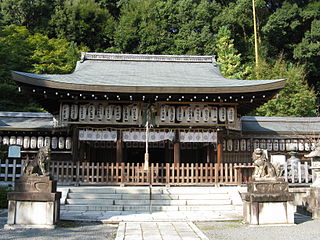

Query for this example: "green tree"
[0,0,56,34]
[216,26,250,79]
[50,0,115,51]
[293,19,320,85]
[253,58,317,117]
[28,33,84,74]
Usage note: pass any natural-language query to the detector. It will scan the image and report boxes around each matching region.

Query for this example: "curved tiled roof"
[12,53,286,94]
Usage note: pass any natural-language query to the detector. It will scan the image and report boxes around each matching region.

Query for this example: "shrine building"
[7,52,290,185]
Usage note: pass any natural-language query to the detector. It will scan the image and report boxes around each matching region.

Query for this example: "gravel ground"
[0,211,118,240]
[196,214,320,240]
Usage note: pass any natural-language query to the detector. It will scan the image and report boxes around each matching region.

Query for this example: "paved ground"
[61,210,242,223]
[0,210,117,240]
[1,209,320,240]
[116,222,208,240]
[197,213,320,240]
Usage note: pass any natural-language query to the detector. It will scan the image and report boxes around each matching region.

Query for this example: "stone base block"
[244,201,294,225]
[7,200,59,228]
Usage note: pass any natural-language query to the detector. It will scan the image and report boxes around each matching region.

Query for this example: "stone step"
[67,193,150,200]
[69,187,151,194]
[66,199,115,205]
[63,204,235,212]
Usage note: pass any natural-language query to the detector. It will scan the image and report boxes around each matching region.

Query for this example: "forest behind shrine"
[0,0,319,116]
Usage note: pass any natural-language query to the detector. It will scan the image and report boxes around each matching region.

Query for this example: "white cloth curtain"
[122,130,174,142]
[79,129,117,141]
[180,131,217,143]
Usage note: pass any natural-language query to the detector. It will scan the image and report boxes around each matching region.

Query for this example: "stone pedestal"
[5,176,61,229]
[243,180,294,225]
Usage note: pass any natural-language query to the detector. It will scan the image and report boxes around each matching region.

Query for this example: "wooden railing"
[0,159,313,186]
[49,162,242,185]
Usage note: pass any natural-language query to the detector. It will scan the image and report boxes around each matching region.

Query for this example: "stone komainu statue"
[22,146,51,176]
[252,148,279,180]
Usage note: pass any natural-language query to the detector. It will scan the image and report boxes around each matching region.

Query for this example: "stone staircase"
[60,186,242,214]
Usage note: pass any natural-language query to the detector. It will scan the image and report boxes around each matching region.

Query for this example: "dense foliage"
[0,0,318,116]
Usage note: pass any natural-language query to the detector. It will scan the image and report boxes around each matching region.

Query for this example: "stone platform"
[5,176,61,229]
[243,180,294,225]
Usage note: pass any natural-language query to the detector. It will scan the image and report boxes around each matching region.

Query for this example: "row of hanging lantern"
[62,103,140,123]
[223,138,317,152]
[0,136,72,150]
[62,103,236,125]
[160,105,235,124]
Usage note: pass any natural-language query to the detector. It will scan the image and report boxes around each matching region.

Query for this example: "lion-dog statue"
[252,148,279,180]
[22,146,51,176]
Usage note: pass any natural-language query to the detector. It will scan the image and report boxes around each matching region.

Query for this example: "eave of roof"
[241,116,320,134]
[12,53,286,94]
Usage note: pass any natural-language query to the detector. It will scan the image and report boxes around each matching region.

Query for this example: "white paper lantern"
[37,136,44,148]
[70,104,78,120]
[160,105,167,121]
[234,139,240,152]
[131,105,139,121]
[88,105,95,121]
[285,139,291,151]
[279,140,286,151]
[227,107,235,123]
[58,137,65,149]
[253,139,259,149]
[186,107,193,122]
[96,104,104,120]
[211,107,218,123]
[44,136,51,147]
[194,107,201,122]
[30,136,37,149]
[260,139,266,149]
[227,139,233,151]
[79,105,87,121]
[305,140,310,151]
[298,139,304,152]
[105,105,113,120]
[3,136,9,145]
[218,107,226,122]
[222,139,226,151]
[176,107,183,122]
[9,136,16,145]
[23,136,30,149]
[240,139,247,151]
[66,137,72,150]
[202,107,210,122]
[123,106,130,122]
[62,104,70,121]
[16,136,23,146]
[168,106,175,122]
[114,106,121,121]
[247,139,251,151]
[51,137,58,149]
[267,140,273,151]
[273,139,279,151]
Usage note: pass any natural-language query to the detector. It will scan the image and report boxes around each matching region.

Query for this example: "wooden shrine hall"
[10,53,286,185]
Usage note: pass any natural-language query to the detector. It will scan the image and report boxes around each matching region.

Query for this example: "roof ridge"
[81,52,215,63]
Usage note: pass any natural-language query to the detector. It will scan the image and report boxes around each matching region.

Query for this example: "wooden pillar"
[72,127,79,162]
[217,132,223,166]
[173,130,180,166]
[174,142,180,166]
[116,131,123,163]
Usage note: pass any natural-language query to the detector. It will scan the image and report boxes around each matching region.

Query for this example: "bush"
[0,187,11,209]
